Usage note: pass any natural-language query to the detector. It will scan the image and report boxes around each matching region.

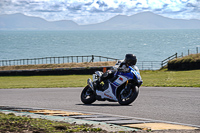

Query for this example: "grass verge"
[0,61,116,71]
[169,53,200,63]
[0,112,102,133]
[0,69,200,89]
[0,75,92,89]
[141,69,200,87]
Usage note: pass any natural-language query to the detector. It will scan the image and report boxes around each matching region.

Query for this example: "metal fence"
[137,61,162,70]
[160,47,200,67]
[0,55,163,70]
[3,49,198,71]
[0,55,119,67]
[161,53,177,67]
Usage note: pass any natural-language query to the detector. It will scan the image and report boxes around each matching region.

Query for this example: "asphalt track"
[0,87,199,127]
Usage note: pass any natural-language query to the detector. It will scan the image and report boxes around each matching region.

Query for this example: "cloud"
[0,0,200,25]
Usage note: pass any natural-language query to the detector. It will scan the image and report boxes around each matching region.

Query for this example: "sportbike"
[81,65,142,105]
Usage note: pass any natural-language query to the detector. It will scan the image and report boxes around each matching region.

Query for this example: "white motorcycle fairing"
[95,75,128,101]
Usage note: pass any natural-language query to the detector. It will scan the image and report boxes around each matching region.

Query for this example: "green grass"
[140,69,200,87]
[0,112,102,133]
[0,75,92,89]
[0,70,200,89]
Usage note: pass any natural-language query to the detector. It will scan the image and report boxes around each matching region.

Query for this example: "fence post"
[197,47,198,54]
[175,53,177,58]
[92,55,94,62]
[188,49,190,55]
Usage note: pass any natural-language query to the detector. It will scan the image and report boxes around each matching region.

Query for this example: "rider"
[93,54,137,90]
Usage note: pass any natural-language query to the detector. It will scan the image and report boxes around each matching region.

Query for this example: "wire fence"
[179,47,199,57]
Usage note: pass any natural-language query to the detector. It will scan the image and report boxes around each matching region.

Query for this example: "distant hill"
[0,13,79,30]
[1,12,200,30]
[82,12,200,30]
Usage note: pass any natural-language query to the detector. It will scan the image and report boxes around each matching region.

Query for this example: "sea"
[0,30,200,62]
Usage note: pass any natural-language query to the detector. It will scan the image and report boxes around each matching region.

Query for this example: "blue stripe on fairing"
[113,82,120,86]
[110,83,117,96]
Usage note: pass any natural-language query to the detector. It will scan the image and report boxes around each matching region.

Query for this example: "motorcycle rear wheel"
[81,85,96,104]
[118,86,139,105]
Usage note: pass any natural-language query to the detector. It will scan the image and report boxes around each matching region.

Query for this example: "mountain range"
[0,12,200,30]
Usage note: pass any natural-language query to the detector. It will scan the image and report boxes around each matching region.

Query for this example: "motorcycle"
[81,65,143,105]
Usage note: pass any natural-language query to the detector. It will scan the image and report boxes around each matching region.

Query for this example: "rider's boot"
[103,80,109,90]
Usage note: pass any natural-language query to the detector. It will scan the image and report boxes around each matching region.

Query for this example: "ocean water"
[0,30,200,62]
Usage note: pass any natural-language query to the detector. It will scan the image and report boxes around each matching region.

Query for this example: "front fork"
[87,78,94,91]
[124,80,131,91]
[120,80,132,98]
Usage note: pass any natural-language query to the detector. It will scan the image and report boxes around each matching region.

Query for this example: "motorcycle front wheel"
[118,86,139,105]
[81,85,96,104]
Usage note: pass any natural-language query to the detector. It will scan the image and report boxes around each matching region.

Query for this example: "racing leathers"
[93,60,132,90]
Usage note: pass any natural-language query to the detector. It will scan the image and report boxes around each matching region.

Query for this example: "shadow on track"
[76,103,132,106]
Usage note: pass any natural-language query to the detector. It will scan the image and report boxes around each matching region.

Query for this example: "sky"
[0,0,200,25]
